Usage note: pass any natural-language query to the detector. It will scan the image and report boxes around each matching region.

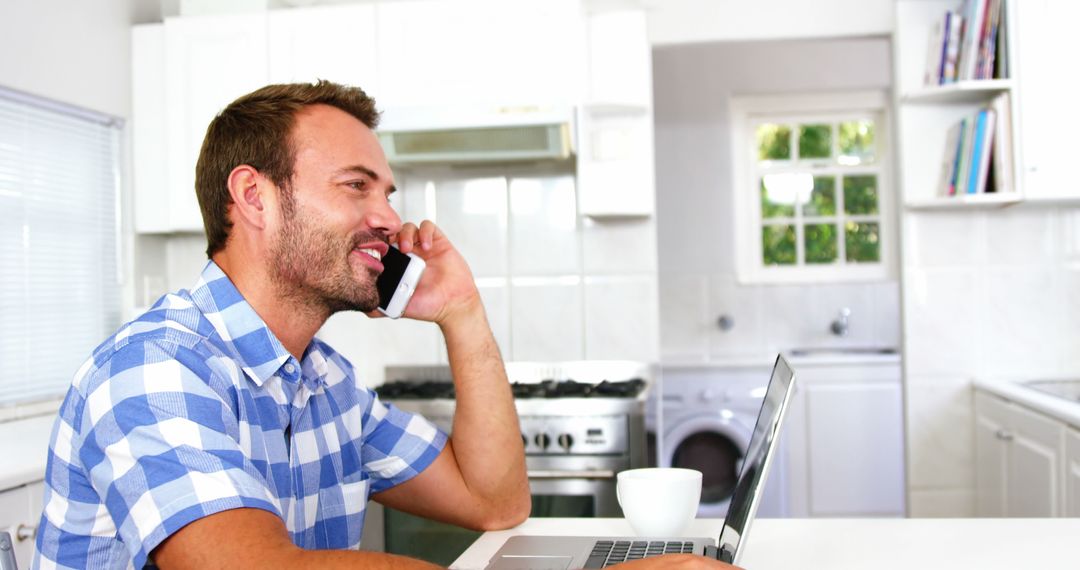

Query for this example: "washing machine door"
[663,413,751,518]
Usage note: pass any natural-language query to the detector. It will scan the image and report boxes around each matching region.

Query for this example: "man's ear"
[227,165,272,230]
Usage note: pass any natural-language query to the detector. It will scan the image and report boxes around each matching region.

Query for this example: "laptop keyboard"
[585,540,695,568]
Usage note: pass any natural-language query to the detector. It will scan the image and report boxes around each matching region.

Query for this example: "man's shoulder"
[74,292,224,394]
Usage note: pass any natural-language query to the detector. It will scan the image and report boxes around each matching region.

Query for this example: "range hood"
[377,105,574,165]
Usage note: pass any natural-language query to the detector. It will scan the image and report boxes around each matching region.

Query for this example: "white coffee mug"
[616,467,702,537]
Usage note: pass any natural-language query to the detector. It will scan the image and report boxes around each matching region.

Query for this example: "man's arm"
[154,508,441,569]
[373,220,531,530]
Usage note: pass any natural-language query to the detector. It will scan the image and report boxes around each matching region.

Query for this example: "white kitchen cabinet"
[131,23,170,233]
[974,390,1010,517]
[784,360,905,517]
[268,4,379,90]
[374,0,583,108]
[1013,0,1080,202]
[974,390,1066,517]
[0,481,43,570]
[586,9,651,109]
[576,109,655,218]
[1066,427,1080,517]
[163,12,269,233]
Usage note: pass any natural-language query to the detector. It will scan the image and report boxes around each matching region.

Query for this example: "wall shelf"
[901,79,1014,104]
[904,193,1022,211]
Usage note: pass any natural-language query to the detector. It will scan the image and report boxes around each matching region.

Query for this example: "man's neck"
[212,251,327,361]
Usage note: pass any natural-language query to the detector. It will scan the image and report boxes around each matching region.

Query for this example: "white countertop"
[973,376,1080,427]
[452,517,1080,570]
[0,414,55,491]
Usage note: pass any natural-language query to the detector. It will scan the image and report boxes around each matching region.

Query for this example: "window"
[732,92,893,283]
[0,87,122,404]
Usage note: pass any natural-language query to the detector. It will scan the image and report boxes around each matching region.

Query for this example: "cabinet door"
[974,391,1010,517]
[268,4,379,90]
[586,10,651,108]
[165,13,269,232]
[803,382,905,516]
[131,23,170,234]
[1014,0,1080,200]
[1006,403,1065,517]
[1066,427,1080,517]
[374,0,583,108]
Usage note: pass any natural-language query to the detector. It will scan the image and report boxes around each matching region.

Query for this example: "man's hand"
[389,220,480,326]
[609,554,745,569]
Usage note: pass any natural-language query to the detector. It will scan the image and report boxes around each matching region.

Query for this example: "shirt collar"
[188,260,322,389]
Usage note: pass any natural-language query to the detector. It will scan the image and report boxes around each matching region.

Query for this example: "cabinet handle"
[15,523,36,542]
[996,429,1014,441]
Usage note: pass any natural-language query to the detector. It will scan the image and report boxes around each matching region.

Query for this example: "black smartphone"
[375,245,426,318]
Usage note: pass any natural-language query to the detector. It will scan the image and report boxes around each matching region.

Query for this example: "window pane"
[757,123,791,161]
[843,175,879,215]
[839,120,876,165]
[804,223,838,264]
[798,124,831,159]
[845,221,880,262]
[762,225,796,265]
[801,175,836,217]
[760,178,795,218]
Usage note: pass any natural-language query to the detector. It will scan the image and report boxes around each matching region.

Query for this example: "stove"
[366,362,653,562]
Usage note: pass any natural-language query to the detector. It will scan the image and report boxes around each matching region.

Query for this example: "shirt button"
[284,363,296,374]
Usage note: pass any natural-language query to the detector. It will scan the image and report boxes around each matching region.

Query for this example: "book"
[973,109,997,193]
[924,14,947,86]
[966,110,989,194]
[954,116,973,195]
[938,121,964,196]
[958,0,989,81]
[990,91,1014,193]
[943,12,964,83]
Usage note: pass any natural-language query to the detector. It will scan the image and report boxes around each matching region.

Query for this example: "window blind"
[0,87,122,404]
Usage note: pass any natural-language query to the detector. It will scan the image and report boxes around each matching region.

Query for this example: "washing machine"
[646,365,788,518]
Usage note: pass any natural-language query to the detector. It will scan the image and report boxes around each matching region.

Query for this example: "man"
[34,81,529,569]
[34,81,737,570]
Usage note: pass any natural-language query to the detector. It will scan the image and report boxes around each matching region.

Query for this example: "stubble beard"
[269,193,382,317]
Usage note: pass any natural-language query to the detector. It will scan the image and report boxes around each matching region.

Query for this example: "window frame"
[730,90,896,284]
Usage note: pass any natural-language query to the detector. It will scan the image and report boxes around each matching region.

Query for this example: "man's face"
[267,104,401,314]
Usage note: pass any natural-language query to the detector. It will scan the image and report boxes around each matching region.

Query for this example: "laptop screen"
[716,354,796,563]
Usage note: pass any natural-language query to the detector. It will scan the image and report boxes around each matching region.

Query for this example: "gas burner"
[376,380,455,399]
[378,378,646,400]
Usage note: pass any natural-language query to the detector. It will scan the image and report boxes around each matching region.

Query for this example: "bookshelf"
[895,0,1020,210]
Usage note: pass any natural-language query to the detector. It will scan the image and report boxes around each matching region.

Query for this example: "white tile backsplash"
[984,208,1059,266]
[511,278,585,361]
[903,267,986,377]
[583,275,659,361]
[906,212,988,268]
[981,267,1062,377]
[659,273,710,360]
[706,273,765,357]
[433,176,508,278]
[581,216,658,275]
[508,175,581,276]
[904,376,975,489]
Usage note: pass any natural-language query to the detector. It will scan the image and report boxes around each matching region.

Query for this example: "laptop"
[486,354,796,569]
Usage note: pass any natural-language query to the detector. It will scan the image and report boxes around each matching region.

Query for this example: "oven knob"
[557,433,574,450]
[535,433,551,450]
[521,433,528,448]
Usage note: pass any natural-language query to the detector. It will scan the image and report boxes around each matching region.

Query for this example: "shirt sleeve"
[359,393,448,494]
[76,339,281,569]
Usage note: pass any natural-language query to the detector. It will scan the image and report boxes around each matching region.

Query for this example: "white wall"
[644,0,895,46]
[653,37,900,362]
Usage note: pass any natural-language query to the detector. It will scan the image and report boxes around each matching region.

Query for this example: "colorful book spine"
[967,110,988,194]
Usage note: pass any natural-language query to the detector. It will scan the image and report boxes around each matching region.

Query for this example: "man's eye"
[348,181,366,191]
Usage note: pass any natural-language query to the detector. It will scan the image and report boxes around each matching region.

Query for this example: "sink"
[1024,379,1080,403]
[787,347,898,357]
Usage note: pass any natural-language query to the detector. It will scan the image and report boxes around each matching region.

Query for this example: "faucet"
[830,308,851,337]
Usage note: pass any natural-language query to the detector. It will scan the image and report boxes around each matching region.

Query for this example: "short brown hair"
[195,80,380,257]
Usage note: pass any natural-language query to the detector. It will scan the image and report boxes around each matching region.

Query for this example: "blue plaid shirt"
[33,261,447,569]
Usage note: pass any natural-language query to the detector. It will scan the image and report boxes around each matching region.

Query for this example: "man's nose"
[366,195,403,237]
